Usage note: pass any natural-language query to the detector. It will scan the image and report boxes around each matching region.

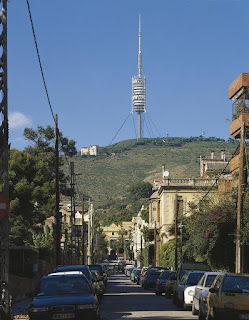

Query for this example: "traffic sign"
[0,193,9,219]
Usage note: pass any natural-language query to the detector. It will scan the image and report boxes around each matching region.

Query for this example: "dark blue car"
[29,273,100,320]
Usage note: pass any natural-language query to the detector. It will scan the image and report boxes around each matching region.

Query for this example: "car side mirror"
[209,288,218,294]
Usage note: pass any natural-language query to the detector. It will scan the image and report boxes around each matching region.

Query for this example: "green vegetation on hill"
[68,137,238,210]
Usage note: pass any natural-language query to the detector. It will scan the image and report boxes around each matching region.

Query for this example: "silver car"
[191,271,219,317]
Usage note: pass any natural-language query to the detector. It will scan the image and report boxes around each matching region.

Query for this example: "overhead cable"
[109,112,131,145]
[26,0,56,122]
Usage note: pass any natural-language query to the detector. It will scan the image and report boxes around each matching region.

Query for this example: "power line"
[147,113,162,137]
[144,114,152,138]
[109,112,131,145]
[26,0,56,122]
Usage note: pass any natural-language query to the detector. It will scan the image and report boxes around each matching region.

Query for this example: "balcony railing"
[162,178,218,187]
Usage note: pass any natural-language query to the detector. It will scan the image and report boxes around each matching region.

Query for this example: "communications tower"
[132,15,146,139]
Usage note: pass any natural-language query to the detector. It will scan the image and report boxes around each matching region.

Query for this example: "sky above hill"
[7,0,249,151]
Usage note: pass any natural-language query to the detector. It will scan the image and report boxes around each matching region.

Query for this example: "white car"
[177,270,205,310]
[192,271,219,316]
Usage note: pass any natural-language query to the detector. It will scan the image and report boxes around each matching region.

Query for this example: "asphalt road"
[101,271,197,320]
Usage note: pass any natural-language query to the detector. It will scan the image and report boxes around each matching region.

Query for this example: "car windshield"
[205,275,217,287]
[160,271,170,280]
[54,267,90,281]
[40,276,91,296]
[149,268,166,275]
[222,276,249,293]
[169,272,176,280]
[89,265,103,275]
[186,273,204,286]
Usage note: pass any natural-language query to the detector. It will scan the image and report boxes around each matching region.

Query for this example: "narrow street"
[101,271,196,320]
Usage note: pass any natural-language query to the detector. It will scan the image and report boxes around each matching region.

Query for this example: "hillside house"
[81,145,99,156]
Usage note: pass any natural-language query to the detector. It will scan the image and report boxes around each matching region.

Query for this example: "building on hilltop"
[81,145,99,156]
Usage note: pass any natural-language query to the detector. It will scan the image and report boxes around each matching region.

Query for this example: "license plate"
[240,315,249,320]
[52,313,75,319]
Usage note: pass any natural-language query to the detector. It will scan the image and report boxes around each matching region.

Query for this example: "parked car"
[88,264,108,288]
[207,273,249,320]
[140,267,148,285]
[141,270,148,287]
[143,267,169,290]
[155,270,171,295]
[173,261,211,305]
[130,268,140,282]
[191,271,219,316]
[53,265,98,298]
[124,264,133,276]
[126,266,134,277]
[91,271,105,301]
[165,271,177,298]
[29,272,100,320]
[134,268,142,284]
[177,270,206,310]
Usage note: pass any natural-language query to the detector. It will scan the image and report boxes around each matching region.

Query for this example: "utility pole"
[91,204,94,264]
[55,114,61,266]
[174,194,178,271]
[140,234,143,268]
[154,221,157,266]
[0,1,10,318]
[81,195,85,264]
[87,203,94,265]
[236,123,246,273]
[70,162,75,265]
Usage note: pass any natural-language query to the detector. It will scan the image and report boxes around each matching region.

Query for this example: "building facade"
[81,145,99,156]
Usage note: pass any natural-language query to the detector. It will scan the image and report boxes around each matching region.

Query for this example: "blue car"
[29,272,100,320]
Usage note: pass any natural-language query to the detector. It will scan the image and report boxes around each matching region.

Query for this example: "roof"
[48,271,83,276]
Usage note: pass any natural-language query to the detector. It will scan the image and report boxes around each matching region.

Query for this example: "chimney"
[221,150,225,161]
[211,151,214,159]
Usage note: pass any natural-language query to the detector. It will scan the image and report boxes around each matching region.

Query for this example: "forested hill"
[68,137,238,207]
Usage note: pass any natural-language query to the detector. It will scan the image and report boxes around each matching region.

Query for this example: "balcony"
[162,178,218,188]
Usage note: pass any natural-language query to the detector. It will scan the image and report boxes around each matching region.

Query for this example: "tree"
[7,125,77,254]
[128,181,153,201]
[173,197,237,271]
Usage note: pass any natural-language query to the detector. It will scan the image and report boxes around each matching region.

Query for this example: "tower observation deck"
[132,15,146,139]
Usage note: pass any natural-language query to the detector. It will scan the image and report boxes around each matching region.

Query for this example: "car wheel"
[192,302,198,315]
[207,311,213,320]
[183,302,189,311]
[173,293,177,305]
[198,308,206,320]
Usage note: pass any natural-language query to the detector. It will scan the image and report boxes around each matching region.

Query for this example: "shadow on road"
[101,272,195,320]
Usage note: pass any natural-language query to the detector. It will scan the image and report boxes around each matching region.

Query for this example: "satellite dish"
[163,171,169,177]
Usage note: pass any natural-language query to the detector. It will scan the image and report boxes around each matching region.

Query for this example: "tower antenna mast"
[132,14,146,139]
[138,14,142,77]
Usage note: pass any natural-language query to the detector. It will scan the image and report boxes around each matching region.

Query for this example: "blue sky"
[8,0,249,150]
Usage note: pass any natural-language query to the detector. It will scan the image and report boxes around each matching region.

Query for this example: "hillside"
[66,137,238,207]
